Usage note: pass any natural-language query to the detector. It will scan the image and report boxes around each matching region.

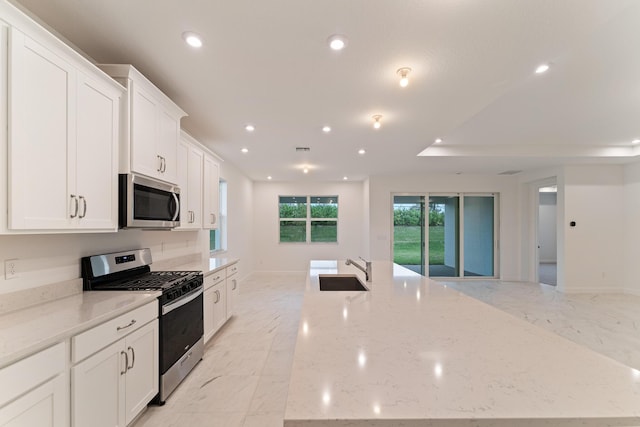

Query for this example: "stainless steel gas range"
[81,248,203,404]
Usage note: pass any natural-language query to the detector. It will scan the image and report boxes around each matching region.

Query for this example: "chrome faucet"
[345,257,372,282]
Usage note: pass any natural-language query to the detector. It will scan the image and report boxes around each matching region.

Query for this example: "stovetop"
[92,271,201,292]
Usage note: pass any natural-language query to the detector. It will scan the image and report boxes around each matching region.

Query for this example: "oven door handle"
[162,287,203,315]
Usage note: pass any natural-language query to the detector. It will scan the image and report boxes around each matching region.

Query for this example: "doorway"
[537,185,557,286]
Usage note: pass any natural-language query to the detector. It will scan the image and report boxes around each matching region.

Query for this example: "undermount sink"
[318,274,368,291]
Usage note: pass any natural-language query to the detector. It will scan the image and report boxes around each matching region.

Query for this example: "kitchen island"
[284,260,640,427]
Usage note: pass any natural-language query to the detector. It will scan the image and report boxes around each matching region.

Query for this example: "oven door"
[120,174,180,229]
[160,287,204,374]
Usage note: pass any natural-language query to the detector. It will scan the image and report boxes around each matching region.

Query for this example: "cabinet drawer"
[72,301,157,363]
[226,263,238,278]
[204,270,224,290]
[0,342,65,407]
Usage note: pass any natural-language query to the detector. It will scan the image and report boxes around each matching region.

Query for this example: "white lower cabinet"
[71,302,158,427]
[203,271,226,343]
[0,343,68,427]
[226,264,239,319]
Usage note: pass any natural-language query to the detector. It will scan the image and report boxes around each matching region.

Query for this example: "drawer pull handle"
[181,350,193,366]
[127,346,135,369]
[120,351,128,375]
[117,319,136,331]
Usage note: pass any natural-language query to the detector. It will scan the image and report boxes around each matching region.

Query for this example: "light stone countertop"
[284,260,640,427]
[156,256,238,277]
[0,290,160,368]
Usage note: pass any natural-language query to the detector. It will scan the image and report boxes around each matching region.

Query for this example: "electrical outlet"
[4,259,19,280]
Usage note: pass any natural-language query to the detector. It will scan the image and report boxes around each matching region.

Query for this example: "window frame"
[279,195,338,244]
[209,179,227,254]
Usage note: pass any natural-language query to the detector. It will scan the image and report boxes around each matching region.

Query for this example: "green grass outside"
[280,221,337,243]
[393,225,444,265]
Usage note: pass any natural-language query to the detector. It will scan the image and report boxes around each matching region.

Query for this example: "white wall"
[367,173,520,281]
[538,192,557,263]
[219,160,254,275]
[562,165,624,292]
[623,160,640,295]
[252,181,365,271]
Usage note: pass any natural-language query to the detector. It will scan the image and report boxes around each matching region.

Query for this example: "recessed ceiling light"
[434,138,443,144]
[245,124,255,132]
[182,31,203,48]
[343,176,348,180]
[358,149,366,155]
[327,34,347,51]
[241,148,248,153]
[303,168,309,174]
[322,125,331,133]
[633,139,640,145]
[267,176,272,180]
[535,63,550,74]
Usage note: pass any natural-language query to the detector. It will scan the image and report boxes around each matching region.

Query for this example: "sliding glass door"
[428,196,460,277]
[393,195,425,275]
[392,193,498,278]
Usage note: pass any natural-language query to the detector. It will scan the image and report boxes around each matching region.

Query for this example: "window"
[279,196,338,243]
[210,180,227,253]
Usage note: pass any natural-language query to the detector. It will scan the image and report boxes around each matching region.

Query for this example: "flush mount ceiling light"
[241,148,249,153]
[397,67,412,88]
[322,125,331,133]
[372,115,382,129]
[535,63,550,74]
[633,139,640,145]
[358,149,366,155]
[434,138,443,144]
[327,34,347,51]
[245,124,255,132]
[182,31,203,48]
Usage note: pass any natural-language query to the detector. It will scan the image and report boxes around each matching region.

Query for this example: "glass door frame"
[390,192,500,279]
[390,193,426,276]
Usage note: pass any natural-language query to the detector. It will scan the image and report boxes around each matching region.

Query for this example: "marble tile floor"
[438,279,640,372]
[132,272,306,427]
[133,272,640,426]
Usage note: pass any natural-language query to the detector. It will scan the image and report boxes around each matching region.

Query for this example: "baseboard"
[563,286,628,294]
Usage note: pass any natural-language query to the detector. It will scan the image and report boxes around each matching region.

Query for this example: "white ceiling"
[12,0,640,181]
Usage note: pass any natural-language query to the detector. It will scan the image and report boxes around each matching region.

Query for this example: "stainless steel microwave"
[119,174,180,229]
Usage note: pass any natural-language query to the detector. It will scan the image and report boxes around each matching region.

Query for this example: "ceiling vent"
[498,170,522,175]
[296,147,311,152]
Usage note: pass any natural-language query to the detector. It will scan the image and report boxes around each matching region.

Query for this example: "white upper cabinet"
[176,131,203,230]
[3,4,123,233]
[203,154,220,230]
[99,64,186,185]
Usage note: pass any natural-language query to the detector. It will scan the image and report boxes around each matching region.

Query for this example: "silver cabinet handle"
[127,346,135,369]
[70,195,78,218]
[116,319,136,331]
[214,289,220,303]
[120,351,128,375]
[157,155,162,172]
[161,156,166,173]
[210,213,216,224]
[78,196,87,218]
[232,279,237,290]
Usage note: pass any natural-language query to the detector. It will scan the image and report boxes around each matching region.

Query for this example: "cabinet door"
[226,276,238,319]
[187,145,203,228]
[123,320,158,425]
[8,28,75,229]
[75,71,119,230]
[0,374,67,427]
[212,282,227,333]
[72,340,125,427]
[203,155,220,230]
[130,84,160,180]
[176,139,190,229]
[157,109,179,184]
